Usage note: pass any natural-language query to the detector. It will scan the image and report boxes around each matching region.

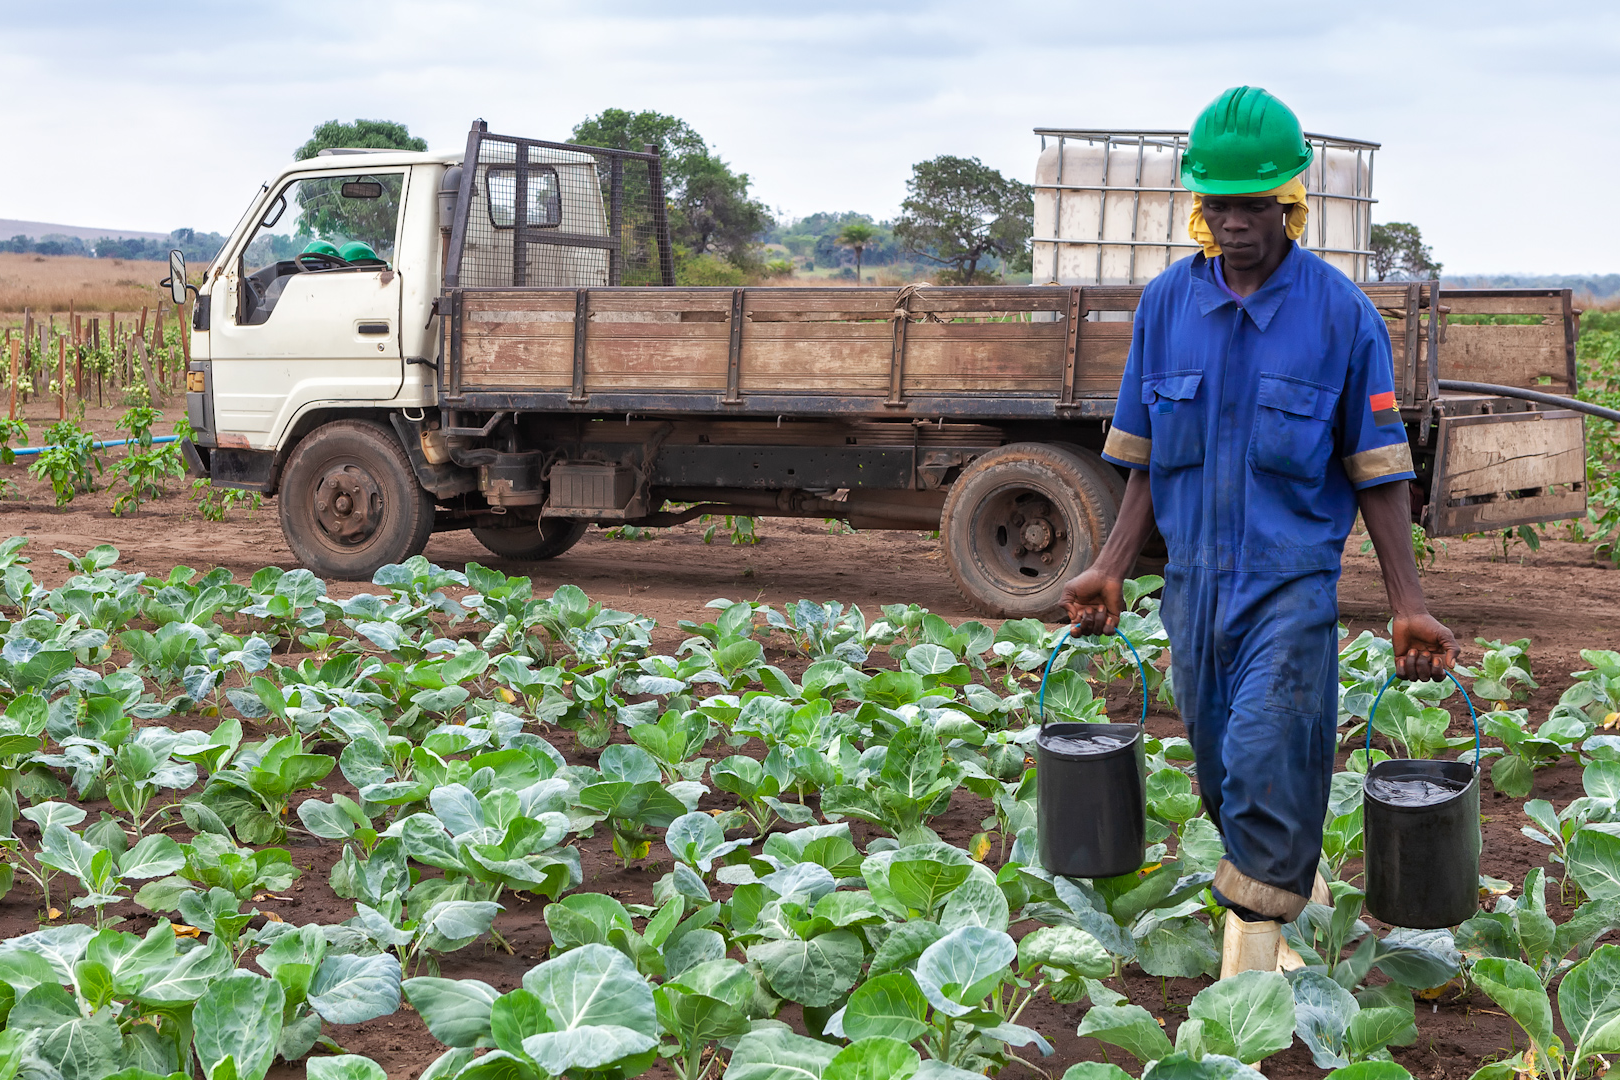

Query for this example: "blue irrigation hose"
[1039,624,1150,727]
[8,436,178,458]
[1366,668,1481,768]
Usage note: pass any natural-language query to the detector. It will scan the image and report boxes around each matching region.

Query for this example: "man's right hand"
[1060,568,1126,636]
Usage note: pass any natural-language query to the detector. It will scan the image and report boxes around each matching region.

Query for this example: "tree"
[836,222,876,282]
[570,108,707,169]
[1369,222,1443,281]
[894,156,1033,283]
[294,119,425,160]
[571,109,770,269]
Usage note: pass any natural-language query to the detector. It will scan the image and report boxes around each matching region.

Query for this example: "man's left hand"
[1392,612,1460,681]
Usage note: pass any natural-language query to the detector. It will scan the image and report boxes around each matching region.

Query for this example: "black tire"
[1048,441,1127,512]
[473,520,589,561]
[940,442,1118,618]
[277,419,434,580]
[1048,440,1164,575]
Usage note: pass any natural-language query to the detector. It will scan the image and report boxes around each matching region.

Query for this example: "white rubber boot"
[1221,913,1306,977]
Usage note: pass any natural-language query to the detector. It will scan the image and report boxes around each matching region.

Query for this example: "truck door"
[208,169,408,446]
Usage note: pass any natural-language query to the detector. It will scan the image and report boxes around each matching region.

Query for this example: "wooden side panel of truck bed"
[444,286,1137,419]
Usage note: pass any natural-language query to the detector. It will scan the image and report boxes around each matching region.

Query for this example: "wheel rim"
[965,480,1088,597]
[312,463,384,548]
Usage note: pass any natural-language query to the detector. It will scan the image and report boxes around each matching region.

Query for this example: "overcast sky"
[1,0,1614,275]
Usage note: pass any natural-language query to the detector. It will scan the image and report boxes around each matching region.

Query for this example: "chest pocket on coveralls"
[1250,373,1340,482]
[1142,371,1204,471]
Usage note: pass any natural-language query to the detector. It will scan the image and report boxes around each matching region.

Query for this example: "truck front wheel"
[278,420,434,580]
[940,442,1118,619]
[472,520,589,562]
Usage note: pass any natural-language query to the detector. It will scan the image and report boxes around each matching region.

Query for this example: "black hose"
[1436,380,1620,424]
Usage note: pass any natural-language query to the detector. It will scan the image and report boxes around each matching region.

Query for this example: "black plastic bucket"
[1034,630,1151,879]
[1036,721,1148,878]
[1363,758,1480,928]
[1361,671,1481,929]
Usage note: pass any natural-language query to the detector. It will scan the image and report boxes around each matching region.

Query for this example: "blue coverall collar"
[1191,243,1301,332]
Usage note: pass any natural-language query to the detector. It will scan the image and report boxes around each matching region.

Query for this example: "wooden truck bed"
[436,281,1587,538]
[441,285,1134,418]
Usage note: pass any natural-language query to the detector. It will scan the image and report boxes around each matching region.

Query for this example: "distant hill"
[1444,273,1620,300]
[0,219,168,243]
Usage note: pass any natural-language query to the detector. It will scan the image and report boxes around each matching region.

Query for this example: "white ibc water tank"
[1032,129,1377,287]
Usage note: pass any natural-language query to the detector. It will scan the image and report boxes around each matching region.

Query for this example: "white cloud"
[0,0,1614,273]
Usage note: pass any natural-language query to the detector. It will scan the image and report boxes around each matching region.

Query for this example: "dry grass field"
[0,251,171,315]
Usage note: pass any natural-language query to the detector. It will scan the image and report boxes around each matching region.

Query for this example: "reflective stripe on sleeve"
[1342,442,1414,486]
[1102,427,1152,467]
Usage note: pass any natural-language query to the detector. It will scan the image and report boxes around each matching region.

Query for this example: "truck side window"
[486,166,561,228]
[237,171,404,326]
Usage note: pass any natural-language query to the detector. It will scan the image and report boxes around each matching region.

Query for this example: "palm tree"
[836,222,877,284]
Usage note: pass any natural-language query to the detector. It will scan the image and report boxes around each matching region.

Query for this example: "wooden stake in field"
[152,305,164,381]
[57,337,66,420]
[8,338,18,421]
[134,337,162,405]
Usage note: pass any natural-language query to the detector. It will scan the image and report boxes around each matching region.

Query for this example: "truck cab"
[192,150,451,456]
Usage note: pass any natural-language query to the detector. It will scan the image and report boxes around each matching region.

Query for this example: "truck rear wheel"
[473,520,589,561]
[941,442,1118,619]
[278,420,434,580]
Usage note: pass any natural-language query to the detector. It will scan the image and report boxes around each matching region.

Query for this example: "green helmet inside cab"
[301,239,341,258]
[1181,86,1314,195]
[338,240,380,264]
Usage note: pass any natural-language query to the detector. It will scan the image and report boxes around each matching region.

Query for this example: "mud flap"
[180,438,209,480]
[388,413,478,500]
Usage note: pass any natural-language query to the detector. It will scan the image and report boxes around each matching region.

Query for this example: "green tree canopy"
[1370,222,1442,281]
[678,153,770,262]
[895,156,1033,283]
[570,109,769,268]
[294,119,426,160]
[570,108,708,169]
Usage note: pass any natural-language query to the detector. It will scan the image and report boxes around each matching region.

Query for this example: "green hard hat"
[302,239,340,257]
[1181,86,1314,195]
[338,240,378,262]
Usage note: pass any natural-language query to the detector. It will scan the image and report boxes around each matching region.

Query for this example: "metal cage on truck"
[443,121,675,291]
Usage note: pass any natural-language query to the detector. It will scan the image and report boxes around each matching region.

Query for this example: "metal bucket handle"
[1365,668,1480,770]
[1039,624,1150,729]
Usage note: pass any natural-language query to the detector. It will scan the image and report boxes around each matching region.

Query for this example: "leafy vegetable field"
[0,543,1613,1080]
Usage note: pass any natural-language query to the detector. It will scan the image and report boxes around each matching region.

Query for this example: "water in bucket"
[1040,730,1137,756]
[1364,772,1471,806]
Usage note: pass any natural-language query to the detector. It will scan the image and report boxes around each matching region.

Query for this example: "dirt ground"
[0,405,1616,1078]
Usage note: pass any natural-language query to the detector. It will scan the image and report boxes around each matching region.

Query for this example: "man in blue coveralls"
[1060,86,1460,977]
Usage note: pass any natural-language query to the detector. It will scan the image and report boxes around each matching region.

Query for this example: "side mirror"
[167,250,188,304]
[162,249,195,305]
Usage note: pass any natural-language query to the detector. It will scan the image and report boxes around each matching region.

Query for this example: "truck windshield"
[242,171,403,276]
[237,171,404,325]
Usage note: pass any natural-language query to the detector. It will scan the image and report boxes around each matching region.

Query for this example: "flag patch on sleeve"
[1369,391,1401,428]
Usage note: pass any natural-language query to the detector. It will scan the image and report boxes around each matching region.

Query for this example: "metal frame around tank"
[1033,128,1379,283]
